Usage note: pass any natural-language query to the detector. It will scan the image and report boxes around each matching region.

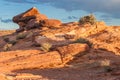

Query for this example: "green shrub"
[74,38,92,47]
[40,43,52,52]
[16,33,27,40]
[79,14,96,25]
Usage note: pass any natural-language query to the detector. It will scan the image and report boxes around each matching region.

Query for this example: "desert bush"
[8,40,17,45]
[3,37,9,42]
[74,38,92,47]
[101,59,110,66]
[40,43,52,52]
[16,33,27,40]
[3,43,13,51]
[3,36,17,45]
[103,66,112,72]
[100,59,112,72]
[79,14,96,25]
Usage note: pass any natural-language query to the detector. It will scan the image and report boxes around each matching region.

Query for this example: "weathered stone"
[13,7,47,23]
[0,74,12,80]
[40,19,62,28]
[35,36,71,47]
[25,19,40,30]
[62,22,79,26]
[0,51,62,71]
[64,30,76,39]
[36,14,48,21]
[13,7,63,32]
[64,34,75,39]
[56,43,89,62]
[13,7,48,32]
[18,22,26,28]
[0,43,89,71]
[16,27,24,33]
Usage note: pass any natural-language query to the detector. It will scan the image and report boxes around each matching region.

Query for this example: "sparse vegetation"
[3,37,9,42]
[101,59,110,67]
[100,59,112,72]
[103,66,113,72]
[8,40,17,45]
[16,33,27,40]
[74,38,92,47]
[3,43,13,51]
[3,36,17,45]
[79,14,97,25]
[40,43,52,52]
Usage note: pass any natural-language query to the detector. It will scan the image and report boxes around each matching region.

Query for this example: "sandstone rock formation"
[35,36,71,47]
[13,7,47,23]
[89,27,120,55]
[40,19,62,28]
[1,7,120,80]
[13,7,47,32]
[0,74,10,80]
[56,43,89,56]
[13,7,62,32]
[0,43,89,72]
[56,43,89,62]
[26,19,40,30]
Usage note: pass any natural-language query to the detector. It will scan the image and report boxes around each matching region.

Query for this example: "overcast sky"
[0,0,120,30]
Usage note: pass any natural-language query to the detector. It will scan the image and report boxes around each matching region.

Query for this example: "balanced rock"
[13,7,63,32]
[13,7,48,32]
[13,7,47,23]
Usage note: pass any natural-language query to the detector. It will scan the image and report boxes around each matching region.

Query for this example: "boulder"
[64,30,76,39]
[40,19,62,28]
[13,7,63,32]
[35,36,71,47]
[13,7,48,32]
[18,22,26,28]
[13,7,47,23]
[56,43,89,62]
[16,27,24,33]
[25,19,40,30]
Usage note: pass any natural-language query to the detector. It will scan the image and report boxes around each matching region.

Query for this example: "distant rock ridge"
[13,7,61,32]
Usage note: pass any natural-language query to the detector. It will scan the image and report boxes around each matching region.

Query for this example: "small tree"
[79,14,96,25]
